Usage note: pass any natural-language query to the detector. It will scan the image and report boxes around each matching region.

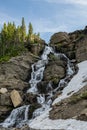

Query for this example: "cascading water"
[0,45,75,128]
[27,46,53,94]
[0,105,30,128]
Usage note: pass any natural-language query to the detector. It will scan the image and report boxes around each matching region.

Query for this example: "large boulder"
[29,43,45,56]
[0,93,12,106]
[50,32,75,60]
[50,32,70,44]
[10,90,22,107]
[50,27,87,61]
[0,93,13,122]
[43,56,66,86]
[24,93,37,104]
[75,37,87,62]
[26,39,45,56]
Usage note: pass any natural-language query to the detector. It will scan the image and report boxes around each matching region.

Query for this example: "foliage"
[68,95,81,104]
[0,18,41,62]
[68,91,87,105]
[80,91,87,99]
[49,54,59,61]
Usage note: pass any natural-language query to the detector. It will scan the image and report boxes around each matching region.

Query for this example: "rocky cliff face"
[0,52,39,122]
[50,26,87,62]
[49,26,87,122]
[26,39,45,56]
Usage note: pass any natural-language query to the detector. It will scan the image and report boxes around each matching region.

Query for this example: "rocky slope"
[0,26,87,130]
[48,26,87,122]
[0,52,38,122]
[50,85,87,121]
[50,26,87,62]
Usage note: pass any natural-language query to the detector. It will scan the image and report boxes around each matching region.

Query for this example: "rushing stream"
[0,45,75,128]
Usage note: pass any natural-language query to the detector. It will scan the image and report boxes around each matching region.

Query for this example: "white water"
[0,105,30,128]
[28,46,75,120]
[27,46,53,94]
[0,45,75,128]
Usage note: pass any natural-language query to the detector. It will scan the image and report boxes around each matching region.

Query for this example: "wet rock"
[0,106,13,122]
[0,125,30,130]
[37,81,48,94]
[43,60,65,86]
[10,90,22,107]
[77,108,87,121]
[29,104,41,119]
[24,93,37,104]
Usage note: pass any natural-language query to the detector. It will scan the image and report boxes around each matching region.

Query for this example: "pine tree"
[28,22,33,36]
[21,17,26,42]
[37,32,40,37]
[27,22,33,43]
[1,23,8,56]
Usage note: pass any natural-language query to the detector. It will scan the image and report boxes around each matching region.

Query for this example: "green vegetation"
[75,34,85,42]
[49,54,59,61]
[69,94,81,104]
[80,91,87,99]
[69,91,87,104]
[0,17,41,62]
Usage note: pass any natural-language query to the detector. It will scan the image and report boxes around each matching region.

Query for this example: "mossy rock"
[29,104,41,119]
[49,53,59,61]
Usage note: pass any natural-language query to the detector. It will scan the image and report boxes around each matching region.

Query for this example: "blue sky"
[0,0,87,42]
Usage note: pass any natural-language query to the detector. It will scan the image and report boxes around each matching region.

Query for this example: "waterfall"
[0,45,75,128]
[0,105,30,128]
[27,46,53,94]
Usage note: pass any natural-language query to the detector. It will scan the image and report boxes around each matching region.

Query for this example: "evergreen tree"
[28,22,33,36]
[1,23,8,56]
[37,32,40,37]
[27,22,33,43]
[21,17,26,42]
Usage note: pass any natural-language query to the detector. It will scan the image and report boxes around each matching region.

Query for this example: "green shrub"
[68,95,81,104]
[0,55,10,62]
[49,54,58,61]
[80,91,87,99]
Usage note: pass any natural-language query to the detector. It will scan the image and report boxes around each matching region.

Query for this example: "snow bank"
[29,109,87,130]
[53,60,87,105]
[29,61,87,130]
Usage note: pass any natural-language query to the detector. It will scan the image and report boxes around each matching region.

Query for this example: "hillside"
[0,26,87,130]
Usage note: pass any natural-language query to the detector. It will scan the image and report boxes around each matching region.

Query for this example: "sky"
[0,0,87,42]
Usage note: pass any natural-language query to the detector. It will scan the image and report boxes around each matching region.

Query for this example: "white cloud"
[44,0,87,5]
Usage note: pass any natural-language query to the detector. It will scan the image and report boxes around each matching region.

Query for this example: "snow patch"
[29,109,87,130]
[53,60,87,105]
